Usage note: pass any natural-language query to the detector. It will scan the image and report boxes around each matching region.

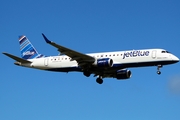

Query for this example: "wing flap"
[42,34,95,64]
[3,52,31,63]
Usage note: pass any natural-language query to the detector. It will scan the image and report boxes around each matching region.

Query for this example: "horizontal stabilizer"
[2,52,31,63]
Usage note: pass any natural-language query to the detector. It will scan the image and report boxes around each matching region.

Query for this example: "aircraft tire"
[83,71,91,77]
[157,71,161,75]
[96,78,103,84]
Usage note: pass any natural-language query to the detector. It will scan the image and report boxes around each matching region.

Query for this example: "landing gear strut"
[96,77,103,84]
[157,65,162,75]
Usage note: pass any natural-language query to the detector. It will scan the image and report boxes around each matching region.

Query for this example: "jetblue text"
[123,50,149,59]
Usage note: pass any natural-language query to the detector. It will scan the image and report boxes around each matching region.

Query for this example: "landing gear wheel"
[96,78,103,84]
[157,71,161,75]
[83,71,91,77]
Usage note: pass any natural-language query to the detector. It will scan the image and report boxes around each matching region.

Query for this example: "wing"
[42,34,95,66]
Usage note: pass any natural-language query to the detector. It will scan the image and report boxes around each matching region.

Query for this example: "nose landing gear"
[157,71,161,75]
[157,65,162,75]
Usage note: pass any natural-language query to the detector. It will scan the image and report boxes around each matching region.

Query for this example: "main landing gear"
[96,77,103,84]
[83,71,91,77]
[83,71,103,84]
[157,65,162,75]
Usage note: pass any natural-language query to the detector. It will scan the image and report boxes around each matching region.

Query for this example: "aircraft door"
[44,58,48,66]
[152,50,156,59]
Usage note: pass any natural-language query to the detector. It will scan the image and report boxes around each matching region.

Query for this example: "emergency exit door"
[152,50,156,59]
[44,58,48,66]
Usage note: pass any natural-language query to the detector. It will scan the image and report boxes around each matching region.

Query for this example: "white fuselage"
[21,48,179,72]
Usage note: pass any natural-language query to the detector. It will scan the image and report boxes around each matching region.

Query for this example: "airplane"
[3,34,179,84]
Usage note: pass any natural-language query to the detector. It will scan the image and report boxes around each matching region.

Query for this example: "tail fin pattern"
[19,35,44,59]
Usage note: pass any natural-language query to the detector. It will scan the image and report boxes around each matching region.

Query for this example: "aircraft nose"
[172,55,179,62]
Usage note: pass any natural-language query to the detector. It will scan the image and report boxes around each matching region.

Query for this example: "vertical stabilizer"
[19,35,44,59]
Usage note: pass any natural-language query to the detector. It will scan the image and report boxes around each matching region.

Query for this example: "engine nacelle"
[93,58,113,67]
[116,69,132,80]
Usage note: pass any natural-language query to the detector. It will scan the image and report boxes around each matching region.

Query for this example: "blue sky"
[1,0,180,120]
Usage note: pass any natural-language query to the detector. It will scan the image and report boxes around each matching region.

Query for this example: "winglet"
[42,33,51,43]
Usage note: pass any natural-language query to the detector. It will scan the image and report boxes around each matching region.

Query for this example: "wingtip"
[2,52,7,55]
[2,52,13,57]
[42,33,51,43]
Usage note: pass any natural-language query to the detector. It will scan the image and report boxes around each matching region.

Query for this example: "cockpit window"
[161,51,170,53]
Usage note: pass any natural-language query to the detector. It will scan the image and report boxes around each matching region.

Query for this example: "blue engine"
[93,58,113,67]
[116,69,132,79]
